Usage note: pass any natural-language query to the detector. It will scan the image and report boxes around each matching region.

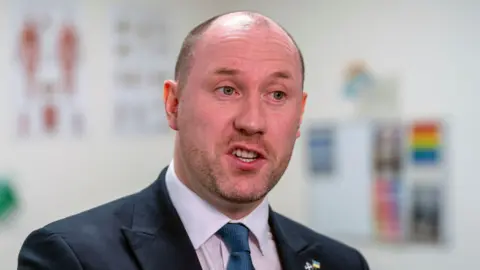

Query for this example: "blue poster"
[307,125,335,175]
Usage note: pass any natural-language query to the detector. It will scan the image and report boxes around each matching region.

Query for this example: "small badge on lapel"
[304,259,321,269]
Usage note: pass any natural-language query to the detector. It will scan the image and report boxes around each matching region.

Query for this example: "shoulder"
[24,191,139,253]
[18,191,143,269]
[45,192,138,236]
[272,212,370,269]
[273,212,350,249]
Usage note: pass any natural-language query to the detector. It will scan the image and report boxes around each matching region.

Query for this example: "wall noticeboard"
[305,119,449,246]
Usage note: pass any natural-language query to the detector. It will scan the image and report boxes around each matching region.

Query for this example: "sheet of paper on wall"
[342,61,375,100]
[306,121,374,242]
[405,120,447,186]
[408,120,444,170]
[306,125,336,176]
[10,0,85,139]
[408,183,445,244]
[371,122,404,243]
[111,5,171,136]
[356,77,400,119]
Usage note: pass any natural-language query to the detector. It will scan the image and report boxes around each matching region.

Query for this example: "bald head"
[174,11,305,90]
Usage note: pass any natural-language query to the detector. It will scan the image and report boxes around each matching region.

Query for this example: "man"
[18,11,370,270]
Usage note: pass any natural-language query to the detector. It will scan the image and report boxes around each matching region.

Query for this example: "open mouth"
[231,148,262,163]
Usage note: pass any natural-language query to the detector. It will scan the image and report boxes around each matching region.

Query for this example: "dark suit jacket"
[18,167,369,270]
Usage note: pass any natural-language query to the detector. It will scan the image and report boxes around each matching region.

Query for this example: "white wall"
[2,0,480,269]
[211,0,480,269]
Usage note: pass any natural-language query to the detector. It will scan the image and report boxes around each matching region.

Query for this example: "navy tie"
[217,223,254,270]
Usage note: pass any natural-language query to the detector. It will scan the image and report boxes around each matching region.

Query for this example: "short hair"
[173,11,305,90]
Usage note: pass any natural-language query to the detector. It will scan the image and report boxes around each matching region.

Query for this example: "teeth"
[239,158,254,163]
[232,149,259,159]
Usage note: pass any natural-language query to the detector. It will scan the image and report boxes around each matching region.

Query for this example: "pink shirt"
[165,160,282,270]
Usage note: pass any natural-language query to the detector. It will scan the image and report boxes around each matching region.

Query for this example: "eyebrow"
[213,67,240,76]
[270,71,292,80]
[213,68,293,80]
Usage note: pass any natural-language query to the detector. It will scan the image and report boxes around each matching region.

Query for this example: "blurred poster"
[11,0,85,139]
[373,123,403,174]
[341,61,400,119]
[111,6,170,135]
[342,61,374,99]
[371,122,404,242]
[409,120,443,167]
[357,77,400,119]
[306,125,336,175]
[409,184,443,243]
[372,176,402,242]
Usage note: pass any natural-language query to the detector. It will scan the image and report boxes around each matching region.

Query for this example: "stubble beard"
[180,139,293,205]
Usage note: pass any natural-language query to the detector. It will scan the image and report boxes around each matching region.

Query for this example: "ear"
[296,92,308,138]
[164,80,180,131]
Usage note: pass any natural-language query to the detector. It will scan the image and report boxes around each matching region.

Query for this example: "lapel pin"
[304,259,321,269]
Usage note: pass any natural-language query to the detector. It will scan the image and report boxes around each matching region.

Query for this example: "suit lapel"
[122,224,201,270]
[121,167,202,270]
[269,210,325,270]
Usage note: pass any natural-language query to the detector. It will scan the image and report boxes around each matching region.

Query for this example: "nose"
[234,97,266,136]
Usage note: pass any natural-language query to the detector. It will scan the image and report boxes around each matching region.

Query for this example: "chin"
[213,158,278,201]
[217,176,270,203]
[219,190,267,204]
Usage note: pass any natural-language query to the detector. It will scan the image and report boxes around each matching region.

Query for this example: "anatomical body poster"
[10,0,85,139]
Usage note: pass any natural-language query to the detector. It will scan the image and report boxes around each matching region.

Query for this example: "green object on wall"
[0,178,17,221]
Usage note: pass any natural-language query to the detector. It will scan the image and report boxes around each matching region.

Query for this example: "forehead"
[191,21,301,81]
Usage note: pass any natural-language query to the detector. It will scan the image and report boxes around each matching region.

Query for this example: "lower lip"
[227,154,267,171]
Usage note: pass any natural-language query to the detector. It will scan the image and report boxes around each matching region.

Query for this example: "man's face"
[167,19,307,205]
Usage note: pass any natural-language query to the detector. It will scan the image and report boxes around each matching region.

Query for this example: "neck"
[213,196,263,221]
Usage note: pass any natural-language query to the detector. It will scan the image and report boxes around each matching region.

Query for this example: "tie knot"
[217,223,250,253]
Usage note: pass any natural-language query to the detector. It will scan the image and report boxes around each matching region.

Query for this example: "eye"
[271,91,286,100]
[218,86,236,96]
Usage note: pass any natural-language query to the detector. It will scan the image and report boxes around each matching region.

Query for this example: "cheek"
[269,118,299,146]
[180,105,207,134]
[179,98,233,145]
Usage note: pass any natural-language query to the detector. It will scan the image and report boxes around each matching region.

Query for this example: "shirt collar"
[165,160,270,254]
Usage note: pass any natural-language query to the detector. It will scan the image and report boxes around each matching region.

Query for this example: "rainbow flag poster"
[409,121,442,166]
